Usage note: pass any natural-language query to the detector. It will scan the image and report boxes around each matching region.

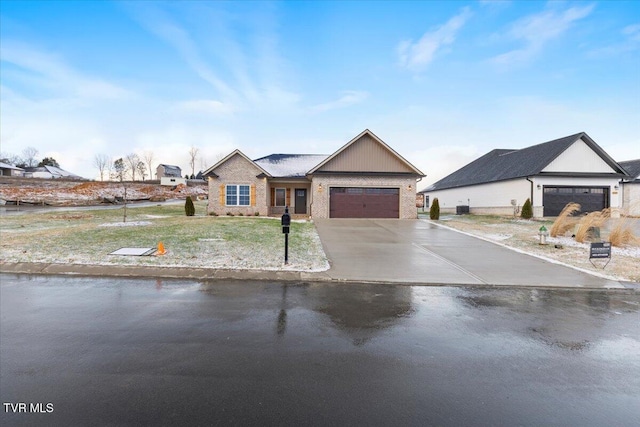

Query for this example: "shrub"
[255,212,260,216]
[185,196,195,216]
[430,198,440,220]
[521,198,533,219]
[226,212,234,216]
[238,212,244,216]
[208,211,218,216]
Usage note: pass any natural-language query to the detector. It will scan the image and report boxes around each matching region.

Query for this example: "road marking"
[412,243,488,285]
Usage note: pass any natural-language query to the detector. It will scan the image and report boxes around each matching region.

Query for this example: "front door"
[295,189,307,214]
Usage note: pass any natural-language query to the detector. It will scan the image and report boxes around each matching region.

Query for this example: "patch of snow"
[99,221,152,227]
[254,154,328,177]
[483,233,512,241]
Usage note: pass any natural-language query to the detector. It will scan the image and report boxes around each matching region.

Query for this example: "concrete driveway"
[314,219,623,288]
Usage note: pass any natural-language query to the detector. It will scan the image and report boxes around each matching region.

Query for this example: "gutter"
[525,177,534,205]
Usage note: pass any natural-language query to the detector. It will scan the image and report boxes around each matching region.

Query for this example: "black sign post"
[589,242,611,269]
[281,206,291,265]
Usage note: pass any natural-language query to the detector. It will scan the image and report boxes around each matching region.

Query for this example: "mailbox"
[281,206,291,234]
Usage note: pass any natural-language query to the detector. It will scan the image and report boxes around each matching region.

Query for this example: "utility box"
[456,205,470,215]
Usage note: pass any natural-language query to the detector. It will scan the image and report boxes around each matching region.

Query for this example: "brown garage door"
[330,187,399,218]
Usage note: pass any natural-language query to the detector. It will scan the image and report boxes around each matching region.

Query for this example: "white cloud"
[492,4,594,66]
[0,41,132,100]
[622,23,640,42]
[397,7,472,72]
[176,100,236,115]
[309,91,369,113]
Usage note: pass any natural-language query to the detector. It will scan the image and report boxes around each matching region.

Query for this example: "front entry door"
[295,189,307,214]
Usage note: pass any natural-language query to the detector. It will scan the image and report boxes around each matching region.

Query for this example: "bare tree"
[111,158,128,182]
[93,154,111,181]
[124,153,140,181]
[136,161,147,181]
[142,150,155,180]
[0,152,21,166]
[188,146,199,177]
[111,158,129,222]
[22,147,39,167]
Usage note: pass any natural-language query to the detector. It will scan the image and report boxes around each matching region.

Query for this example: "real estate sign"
[589,242,611,269]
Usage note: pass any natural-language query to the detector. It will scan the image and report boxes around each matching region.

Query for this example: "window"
[226,185,250,206]
[275,188,286,206]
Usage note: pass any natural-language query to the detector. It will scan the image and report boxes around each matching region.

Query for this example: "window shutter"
[219,185,225,206]
[250,184,256,207]
[286,188,291,207]
[270,188,275,206]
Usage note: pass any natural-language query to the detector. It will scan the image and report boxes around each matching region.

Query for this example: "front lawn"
[0,202,328,271]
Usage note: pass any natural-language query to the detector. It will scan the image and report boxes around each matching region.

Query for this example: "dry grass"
[609,214,640,247]
[575,208,610,243]
[550,203,581,237]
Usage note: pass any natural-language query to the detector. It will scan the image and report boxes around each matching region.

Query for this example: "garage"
[330,187,399,218]
[543,186,609,216]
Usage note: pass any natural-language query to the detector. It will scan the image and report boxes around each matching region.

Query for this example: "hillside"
[0,177,208,206]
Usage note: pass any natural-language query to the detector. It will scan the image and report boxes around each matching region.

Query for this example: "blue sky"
[1,0,639,185]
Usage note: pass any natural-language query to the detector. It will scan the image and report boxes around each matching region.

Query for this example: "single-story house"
[0,162,24,177]
[620,159,640,216]
[156,164,182,179]
[420,132,630,218]
[203,129,425,219]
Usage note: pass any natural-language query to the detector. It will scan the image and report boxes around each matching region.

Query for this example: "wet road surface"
[1,274,639,426]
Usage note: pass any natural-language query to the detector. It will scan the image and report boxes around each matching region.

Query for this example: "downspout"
[525,177,534,215]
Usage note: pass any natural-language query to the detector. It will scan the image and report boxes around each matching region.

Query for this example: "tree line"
[2,145,206,181]
[1,147,61,169]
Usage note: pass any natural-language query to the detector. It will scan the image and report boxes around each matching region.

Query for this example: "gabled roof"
[307,129,424,176]
[254,154,329,178]
[158,164,182,177]
[202,149,272,178]
[0,162,24,171]
[24,165,82,178]
[423,132,628,192]
[620,159,640,181]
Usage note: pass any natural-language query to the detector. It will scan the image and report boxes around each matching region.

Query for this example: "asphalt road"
[1,274,639,426]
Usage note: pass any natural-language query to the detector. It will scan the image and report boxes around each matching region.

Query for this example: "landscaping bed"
[426,214,640,283]
[0,202,329,271]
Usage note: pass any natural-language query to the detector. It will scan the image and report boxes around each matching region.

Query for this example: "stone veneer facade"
[310,175,418,219]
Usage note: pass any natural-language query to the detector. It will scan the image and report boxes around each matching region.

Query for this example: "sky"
[1,0,639,187]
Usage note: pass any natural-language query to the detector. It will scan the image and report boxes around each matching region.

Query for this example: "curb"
[1,262,638,291]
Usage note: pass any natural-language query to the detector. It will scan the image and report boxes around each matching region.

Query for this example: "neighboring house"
[203,129,425,219]
[0,162,24,176]
[156,164,182,179]
[420,132,629,218]
[160,176,187,186]
[23,165,83,179]
[619,159,640,216]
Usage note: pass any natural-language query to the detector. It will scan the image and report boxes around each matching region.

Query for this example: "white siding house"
[620,159,640,216]
[420,133,630,218]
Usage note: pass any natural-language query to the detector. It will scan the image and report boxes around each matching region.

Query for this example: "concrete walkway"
[313,219,626,288]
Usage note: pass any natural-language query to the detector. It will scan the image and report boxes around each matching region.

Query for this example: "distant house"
[203,129,424,218]
[156,164,182,179]
[620,159,640,216]
[420,132,629,218]
[0,162,24,177]
[23,165,83,179]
